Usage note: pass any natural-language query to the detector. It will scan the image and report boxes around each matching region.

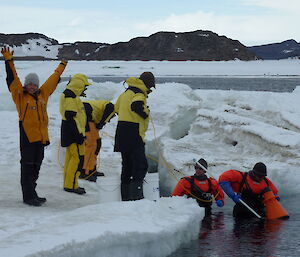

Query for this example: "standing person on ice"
[60,74,91,195]
[114,72,155,201]
[218,162,280,218]
[1,47,67,206]
[81,100,115,182]
[172,158,225,216]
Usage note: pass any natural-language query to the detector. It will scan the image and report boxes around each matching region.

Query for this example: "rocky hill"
[248,39,300,60]
[0,31,259,61]
[83,31,258,61]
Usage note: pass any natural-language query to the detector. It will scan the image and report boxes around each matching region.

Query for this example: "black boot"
[129,181,144,201]
[64,187,86,195]
[86,174,97,182]
[24,198,42,207]
[121,183,131,201]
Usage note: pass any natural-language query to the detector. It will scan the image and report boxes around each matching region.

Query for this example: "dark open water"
[62,76,300,92]
[168,197,298,257]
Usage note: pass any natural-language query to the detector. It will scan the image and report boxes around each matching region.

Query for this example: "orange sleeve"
[5,60,23,113]
[40,61,67,99]
[211,179,225,201]
[172,178,191,196]
[267,178,279,195]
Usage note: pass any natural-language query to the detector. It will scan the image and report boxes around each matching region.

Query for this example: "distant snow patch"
[198,33,209,37]
[95,45,107,52]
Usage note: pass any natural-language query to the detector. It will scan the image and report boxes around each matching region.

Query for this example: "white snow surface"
[0,60,300,256]
[6,39,62,59]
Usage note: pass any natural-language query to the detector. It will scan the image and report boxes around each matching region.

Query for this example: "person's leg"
[83,124,98,176]
[204,206,212,216]
[94,138,104,177]
[120,152,133,201]
[32,144,45,201]
[20,144,41,206]
[130,145,148,200]
[63,145,71,187]
[64,143,84,191]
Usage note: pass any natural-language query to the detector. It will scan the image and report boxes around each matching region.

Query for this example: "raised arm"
[1,47,22,92]
[40,60,68,98]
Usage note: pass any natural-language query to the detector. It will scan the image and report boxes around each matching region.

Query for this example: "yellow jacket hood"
[66,74,91,96]
[125,77,149,95]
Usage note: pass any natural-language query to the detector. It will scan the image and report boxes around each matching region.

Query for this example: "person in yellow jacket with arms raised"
[82,100,115,182]
[114,72,155,201]
[60,74,91,195]
[1,47,67,206]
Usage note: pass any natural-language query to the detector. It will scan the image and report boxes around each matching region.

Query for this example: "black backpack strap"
[184,176,194,185]
[238,171,247,193]
[264,177,269,186]
[207,178,212,193]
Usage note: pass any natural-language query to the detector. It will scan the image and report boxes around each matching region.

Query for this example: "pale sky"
[0,0,299,46]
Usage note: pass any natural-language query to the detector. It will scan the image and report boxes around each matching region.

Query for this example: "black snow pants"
[120,145,148,200]
[20,143,45,202]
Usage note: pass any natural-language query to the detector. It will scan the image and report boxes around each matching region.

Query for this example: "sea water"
[62,76,300,92]
[167,195,298,257]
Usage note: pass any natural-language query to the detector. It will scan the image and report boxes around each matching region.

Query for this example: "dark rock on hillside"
[57,41,109,60]
[248,39,300,60]
[94,30,258,61]
[0,32,58,47]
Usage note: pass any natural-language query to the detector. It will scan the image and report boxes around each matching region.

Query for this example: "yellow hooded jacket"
[5,59,66,146]
[114,77,150,152]
[84,100,115,125]
[60,74,90,147]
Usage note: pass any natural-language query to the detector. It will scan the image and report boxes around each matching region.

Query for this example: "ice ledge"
[1,197,203,257]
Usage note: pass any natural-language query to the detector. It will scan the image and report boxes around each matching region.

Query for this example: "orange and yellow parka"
[4,59,67,146]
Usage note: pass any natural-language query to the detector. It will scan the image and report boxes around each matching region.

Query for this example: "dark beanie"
[195,158,208,171]
[139,72,155,89]
[252,162,267,177]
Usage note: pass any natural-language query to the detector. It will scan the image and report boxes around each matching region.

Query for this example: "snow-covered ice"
[0,60,299,256]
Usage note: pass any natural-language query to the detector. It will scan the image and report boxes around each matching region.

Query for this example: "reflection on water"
[198,213,285,257]
[168,207,296,257]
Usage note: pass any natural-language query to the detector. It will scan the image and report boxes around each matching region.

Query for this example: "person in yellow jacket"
[82,100,115,182]
[114,72,155,201]
[1,47,67,206]
[60,74,91,195]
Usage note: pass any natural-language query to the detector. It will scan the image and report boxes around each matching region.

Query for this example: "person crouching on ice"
[1,47,67,206]
[172,158,225,216]
[81,100,115,182]
[60,74,91,195]
[218,162,280,218]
